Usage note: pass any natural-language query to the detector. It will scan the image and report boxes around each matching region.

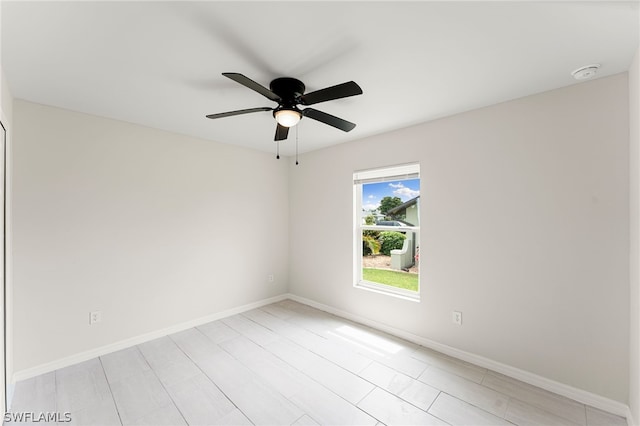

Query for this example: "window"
[354,164,420,300]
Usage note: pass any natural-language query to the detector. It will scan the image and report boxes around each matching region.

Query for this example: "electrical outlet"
[90,311,102,325]
[452,311,462,326]
[268,274,274,282]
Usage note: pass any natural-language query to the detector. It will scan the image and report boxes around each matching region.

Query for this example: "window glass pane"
[361,178,420,226]
[361,229,420,292]
[360,178,420,292]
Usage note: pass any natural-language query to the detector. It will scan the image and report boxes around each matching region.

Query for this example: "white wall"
[0,71,10,125]
[629,45,640,426]
[289,74,630,403]
[11,100,289,372]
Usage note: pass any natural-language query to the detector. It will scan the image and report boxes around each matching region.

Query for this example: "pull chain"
[295,124,299,165]
[276,140,280,159]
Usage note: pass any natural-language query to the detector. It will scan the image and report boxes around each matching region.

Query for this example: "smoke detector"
[571,64,600,80]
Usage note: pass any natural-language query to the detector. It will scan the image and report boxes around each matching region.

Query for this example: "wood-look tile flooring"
[8,300,627,426]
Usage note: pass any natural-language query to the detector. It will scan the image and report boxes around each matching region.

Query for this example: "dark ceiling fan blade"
[206,107,272,120]
[299,81,363,106]
[223,73,281,102]
[274,123,289,141]
[302,108,356,132]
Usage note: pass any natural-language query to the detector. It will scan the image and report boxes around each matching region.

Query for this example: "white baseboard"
[627,406,638,426]
[5,383,15,410]
[287,293,631,421]
[11,293,289,384]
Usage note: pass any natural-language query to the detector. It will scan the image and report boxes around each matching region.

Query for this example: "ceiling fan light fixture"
[274,109,302,127]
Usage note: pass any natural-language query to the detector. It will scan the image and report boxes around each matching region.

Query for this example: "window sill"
[355,280,421,302]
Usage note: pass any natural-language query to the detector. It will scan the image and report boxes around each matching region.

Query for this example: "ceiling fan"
[206,73,363,141]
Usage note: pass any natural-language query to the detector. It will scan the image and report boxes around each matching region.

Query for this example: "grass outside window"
[362,268,418,292]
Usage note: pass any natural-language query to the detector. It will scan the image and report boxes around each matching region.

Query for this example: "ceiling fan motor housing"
[270,77,306,103]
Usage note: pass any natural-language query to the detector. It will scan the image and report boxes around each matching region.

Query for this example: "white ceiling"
[2,1,639,156]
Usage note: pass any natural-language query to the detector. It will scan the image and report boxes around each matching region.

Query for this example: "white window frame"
[353,163,420,301]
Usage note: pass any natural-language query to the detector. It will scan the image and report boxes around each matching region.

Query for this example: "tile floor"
[7,300,628,426]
